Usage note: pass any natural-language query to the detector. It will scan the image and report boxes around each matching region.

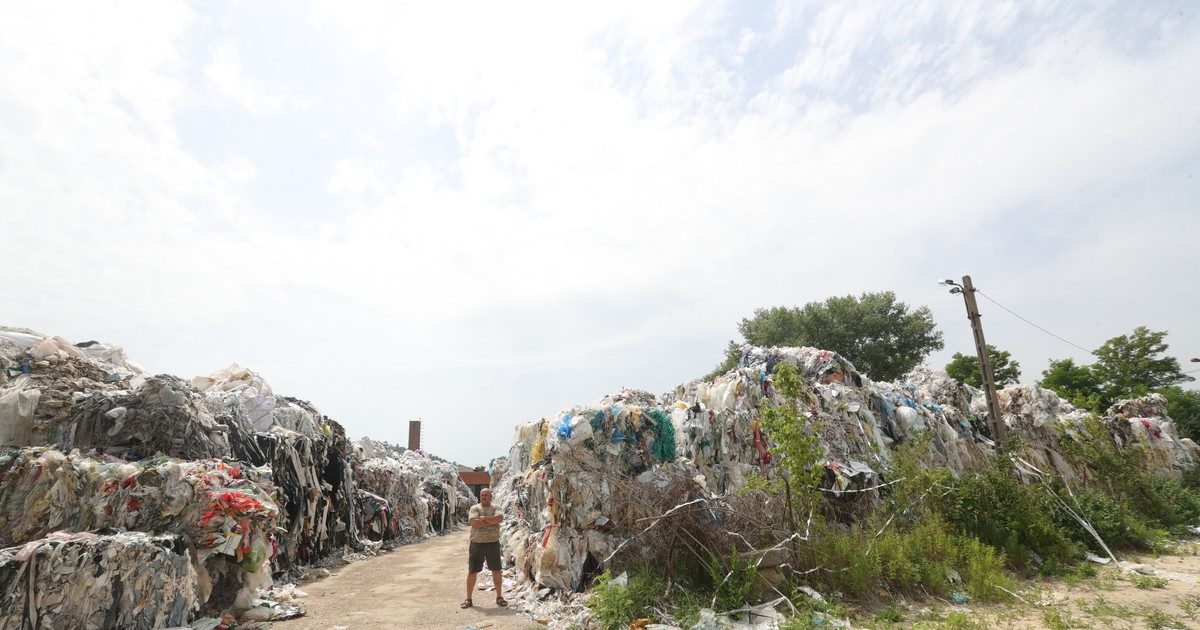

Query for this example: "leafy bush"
[1055,489,1159,552]
[1063,416,1200,535]
[931,463,1079,575]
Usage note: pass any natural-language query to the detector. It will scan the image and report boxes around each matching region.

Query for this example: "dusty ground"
[273,529,538,630]
[866,541,1200,629]
[273,532,1200,629]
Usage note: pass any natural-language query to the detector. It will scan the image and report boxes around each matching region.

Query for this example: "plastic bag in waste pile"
[0,531,197,630]
[0,382,39,447]
[59,375,236,460]
[356,489,391,540]
[192,366,327,440]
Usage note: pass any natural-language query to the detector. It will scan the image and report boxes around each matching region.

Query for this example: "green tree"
[710,292,944,381]
[944,345,1021,387]
[1158,386,1200,443]
[1039,358,1103,411]
[1091,326,1192,402]
[1039,327,1193,412]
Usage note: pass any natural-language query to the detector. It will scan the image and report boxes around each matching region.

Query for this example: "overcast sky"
[2,1,1198,465]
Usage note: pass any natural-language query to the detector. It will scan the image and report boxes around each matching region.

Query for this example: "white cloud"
[2,1,1198,464]
[204,41,307,115]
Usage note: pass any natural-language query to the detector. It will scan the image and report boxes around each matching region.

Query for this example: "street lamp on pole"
[940,276,1007,443]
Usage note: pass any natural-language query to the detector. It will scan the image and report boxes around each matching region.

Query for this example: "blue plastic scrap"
[557,414,572,440]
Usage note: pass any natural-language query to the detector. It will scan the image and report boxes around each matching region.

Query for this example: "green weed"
[1063,562,1097,587]
[1142,607,1177,629]
[1181,593,1200,619]
[706,551,759,613]
[1131,574,1168,589]
[806,515,1013,602]
[872,604,904,622]
[1041,607,1084,630]
[941,611,985,630]
[1077,594,1135,620]
[587,569,663,629]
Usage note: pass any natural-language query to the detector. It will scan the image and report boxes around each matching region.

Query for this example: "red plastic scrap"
[753,427,772,464]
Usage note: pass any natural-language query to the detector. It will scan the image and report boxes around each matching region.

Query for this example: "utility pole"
[941,275,1007,443]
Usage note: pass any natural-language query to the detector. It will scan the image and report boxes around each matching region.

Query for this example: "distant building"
[458,466,490,499]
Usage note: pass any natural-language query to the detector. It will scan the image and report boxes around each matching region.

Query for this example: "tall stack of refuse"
[353,450,474,546]
[495,344,1200,592]
[0,326,471,627]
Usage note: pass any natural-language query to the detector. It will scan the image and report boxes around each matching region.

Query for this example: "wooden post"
[960,275,1007,443]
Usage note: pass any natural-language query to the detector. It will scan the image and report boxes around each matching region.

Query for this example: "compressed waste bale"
[0,328,129,446]
[254,420,362,569]
[59,375,235,460]
[0,448,281,613]
[192,364,277,431]
[194,363,364,569]
[353,451,472,546]
[1105,393,1198,474]
[0,531,197,630]
[355,455,429,544]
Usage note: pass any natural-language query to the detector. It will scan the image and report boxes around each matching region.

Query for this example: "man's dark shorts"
[469,541,501,573]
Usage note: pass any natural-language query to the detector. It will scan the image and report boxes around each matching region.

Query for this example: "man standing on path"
[462,488,507,609]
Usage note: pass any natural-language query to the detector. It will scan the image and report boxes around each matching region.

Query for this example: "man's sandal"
[460,599,473,609]
[496,597,508,607]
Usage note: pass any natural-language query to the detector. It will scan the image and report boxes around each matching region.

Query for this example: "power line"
[973,289,1097,357]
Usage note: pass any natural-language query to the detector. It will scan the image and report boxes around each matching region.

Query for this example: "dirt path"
[273,529,536,630]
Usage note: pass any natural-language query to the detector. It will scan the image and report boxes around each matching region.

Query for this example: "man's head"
[480,488,493,507]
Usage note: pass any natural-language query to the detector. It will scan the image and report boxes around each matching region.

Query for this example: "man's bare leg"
[492,569,506,605]
[465,571,478,602]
